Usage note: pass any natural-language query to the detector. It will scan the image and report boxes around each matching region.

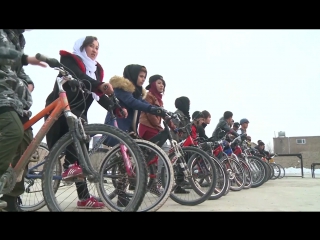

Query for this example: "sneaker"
[149,182,164,197]
[117,193,131,207]
[77,196,105,209]
[174,186,190,194]
[62,163,83,180]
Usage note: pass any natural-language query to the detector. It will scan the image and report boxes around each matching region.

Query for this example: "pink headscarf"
[149,81,163,106]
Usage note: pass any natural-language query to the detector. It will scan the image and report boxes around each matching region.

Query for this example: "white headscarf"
[72,37,100,101]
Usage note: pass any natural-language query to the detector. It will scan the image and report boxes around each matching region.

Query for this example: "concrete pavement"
[33,175,320,212]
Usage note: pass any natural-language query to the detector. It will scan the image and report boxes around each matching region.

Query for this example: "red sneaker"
[77,196,105,209]
[62,163,83,180]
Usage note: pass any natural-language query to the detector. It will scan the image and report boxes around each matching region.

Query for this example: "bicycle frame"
[14,72,94,183]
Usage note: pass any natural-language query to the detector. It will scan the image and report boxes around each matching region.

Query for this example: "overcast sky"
[22,30,320,151]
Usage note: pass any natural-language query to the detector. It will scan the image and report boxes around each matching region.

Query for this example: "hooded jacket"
[45,50,114,120]
[0,29,33,117]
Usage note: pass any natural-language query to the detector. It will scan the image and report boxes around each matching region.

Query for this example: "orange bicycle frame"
[14,91,71,181]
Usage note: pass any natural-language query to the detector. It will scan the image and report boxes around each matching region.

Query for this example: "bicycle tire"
[258,158,270,184]
[244,156,266,188]
[277,164,285,179]
[268,162,274,180]
[19,142,62,212]
[205,156,229,200]
[271,163,281,180]
[224,178,230,196]
[101,139,174,212]
[42,124,147,212]
[240,160,252,189]
[221,156,245,191]
[169,146,217,206]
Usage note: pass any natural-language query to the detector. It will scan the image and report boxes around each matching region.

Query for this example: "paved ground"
[33,175,320,212]
[158,176,320,211]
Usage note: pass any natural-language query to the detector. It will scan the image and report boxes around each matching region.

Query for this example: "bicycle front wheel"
[169,146,217,206]
[42,124,147,212]
[99,139,174,212]
[221,156,245,191]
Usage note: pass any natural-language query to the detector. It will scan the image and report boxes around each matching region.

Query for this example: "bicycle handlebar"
[35,53,61,68]
[163,109,180,121]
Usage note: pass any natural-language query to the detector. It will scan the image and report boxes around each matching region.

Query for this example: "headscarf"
[175,96,190,120]
[148,81,163,106]
[123,64,147,99]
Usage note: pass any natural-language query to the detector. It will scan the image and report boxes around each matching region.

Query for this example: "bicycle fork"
[66,113,98,182]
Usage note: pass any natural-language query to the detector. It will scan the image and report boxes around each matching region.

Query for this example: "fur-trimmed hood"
[109,75,147,99]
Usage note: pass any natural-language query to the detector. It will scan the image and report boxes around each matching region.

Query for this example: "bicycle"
[176,127,229,201]
[100,111,217,206]
[205,135,246,192]
[88,96,174,212]
[0,53,148,212]
[267,154,284,179]
[234,137,269,188]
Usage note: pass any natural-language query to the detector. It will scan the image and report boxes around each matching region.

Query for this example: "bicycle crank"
[0,167,17,194]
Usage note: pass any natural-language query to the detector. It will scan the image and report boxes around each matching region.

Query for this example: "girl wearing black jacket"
[45,36,123,209]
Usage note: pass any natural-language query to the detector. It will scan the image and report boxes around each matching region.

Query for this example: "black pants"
[46,114,90,200]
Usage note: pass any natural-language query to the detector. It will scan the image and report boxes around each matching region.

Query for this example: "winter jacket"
[139,91,175,131]
[0,29,33,117]
[104,76,152,147]
[45,50,113,120]
[212,117,238,141]
[197,123,208,139]
[170,109,190,142]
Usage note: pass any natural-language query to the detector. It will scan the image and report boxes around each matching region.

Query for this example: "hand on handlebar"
[240,133,247,141]
[149,106,167,117]
[27,56,47,67]
[99,82,114,96]
[114,107,128,118]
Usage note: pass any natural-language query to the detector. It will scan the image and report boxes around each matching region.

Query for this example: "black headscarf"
[123,64,147,99]
[175,96,190,120]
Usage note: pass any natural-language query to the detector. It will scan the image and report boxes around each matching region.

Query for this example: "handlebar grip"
[36,53,60,68]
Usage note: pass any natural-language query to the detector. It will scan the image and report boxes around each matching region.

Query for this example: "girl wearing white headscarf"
[45,36,120,209]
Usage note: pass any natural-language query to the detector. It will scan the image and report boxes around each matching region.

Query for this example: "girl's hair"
[202,110,211,118]
[80,36,98,51]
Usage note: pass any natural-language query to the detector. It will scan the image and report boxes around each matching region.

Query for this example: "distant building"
[273,132,320,154]
[273,131,320,169]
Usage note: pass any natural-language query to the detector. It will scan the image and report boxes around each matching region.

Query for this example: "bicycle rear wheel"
[169,146,217,206]
[19,142,61,212]
[42,124,147,212]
